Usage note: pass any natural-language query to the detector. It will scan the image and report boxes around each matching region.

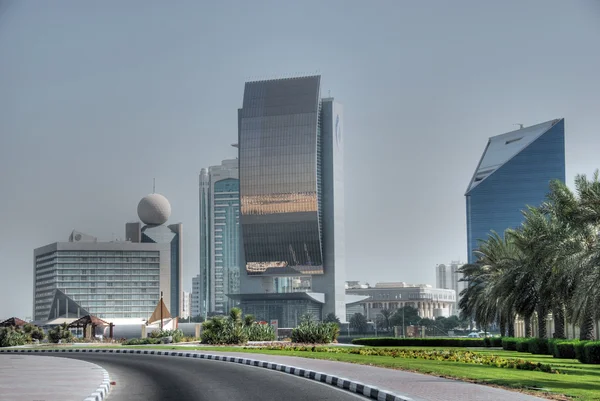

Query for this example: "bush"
[575,341,589,363]
[528,338,551,355]
[483,337,502,347]
[516,338,532,352]
[0,327,27,347]
[201,308,249,345]
[291,320,339,344]
[553,341,579,359]
[502,337,519,351]
[149,329,184,343]
[47,323,74,344]
[351,337,485,347]
[122,338,161,346]
[246,322,276,341]
[583,342,600,364]
[22,324,45,342]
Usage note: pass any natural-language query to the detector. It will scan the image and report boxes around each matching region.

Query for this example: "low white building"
[345,282,456,320]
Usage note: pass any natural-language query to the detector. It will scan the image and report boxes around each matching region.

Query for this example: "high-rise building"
[198,159,240,316]
[191,274,200,318]
[233,75,346,327]
[465,119,565,263]
[435,262,467,314]
[126,193,183,317]
[33,230,168,321]
[181,291,192,319]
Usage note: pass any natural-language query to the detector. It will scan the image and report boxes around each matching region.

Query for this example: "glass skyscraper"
[198,159,240,316]
[465,118,566,263]
[234,76,346,326]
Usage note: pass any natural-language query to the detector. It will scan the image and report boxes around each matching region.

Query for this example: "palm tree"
[378,309,393,332]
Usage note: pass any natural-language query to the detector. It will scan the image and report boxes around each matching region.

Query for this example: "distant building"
[465,119,565,263]
[33,230,167,321]
[191,274,200,318]
[125,193,183,317]
[199,158,241,317]
[181,291,192,319]
[436,262,467,312]
[345,282,456,320]
[233,75,348,328]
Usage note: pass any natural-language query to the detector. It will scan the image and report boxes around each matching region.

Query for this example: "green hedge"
[516,338,532,352]
[501,337,519,351]
[583,342,600,364]
[553,341,578,359]
[575,341,589,363]
[351,337,487,347]
[528,338,552,355]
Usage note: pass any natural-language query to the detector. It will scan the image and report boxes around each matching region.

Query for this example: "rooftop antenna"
[153,178,156,193]
[328,90,331,97]
[514,123,524,129]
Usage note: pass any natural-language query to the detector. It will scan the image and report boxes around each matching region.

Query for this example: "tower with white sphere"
[126,191,183,318]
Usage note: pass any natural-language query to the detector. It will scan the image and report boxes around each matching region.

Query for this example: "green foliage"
[246,322,276,341]
[149,329,184,343]
[0,327,27,347]
[47,323,74,344]
[583,342,600,364]
[22,323,45,342]
[528,338,552,355]
[553,340,579,359]
[323,313,341,324]
[351,337,486,347]
[122,337,161,346]
[389,306,421,327]
[201,308,251,345]
[575,341,589,363]
[501,337,519,351]
[248,345,558,373]
[349,313,368,334]
[291,320,340,344]
[516,338,532,352]
[483,337,502,347]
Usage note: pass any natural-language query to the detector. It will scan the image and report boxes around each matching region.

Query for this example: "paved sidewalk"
[0,355,108,401]
[196,350,546,401]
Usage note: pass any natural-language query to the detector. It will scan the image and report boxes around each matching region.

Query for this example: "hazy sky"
[1,0,599,319]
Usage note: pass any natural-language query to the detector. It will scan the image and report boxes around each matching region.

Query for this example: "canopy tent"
[68,315,114,340]
[147,298,171,327]
[0,317,28,327]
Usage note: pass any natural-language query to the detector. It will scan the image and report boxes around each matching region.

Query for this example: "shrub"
[122,338,161,346]
[201,308,249,345]
[22,324,45,342]
[553,341,578,359]
[0,327,27,347]
[483,337,502,347]
[502,337,519,351]
[47,323,74,344]
[351,337,485,347]
[583,341,600,364]
[516,338,532,352]
[575,341,589,363]
[528,338,551,355]
[291,320,340,344]
[149,329,184,343]
[246,322,276,341]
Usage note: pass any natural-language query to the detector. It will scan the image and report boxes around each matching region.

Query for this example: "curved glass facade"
[465,119,565,263]
[239,76,324,275]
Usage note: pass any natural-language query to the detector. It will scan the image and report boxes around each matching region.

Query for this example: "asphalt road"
[46,354,368,401]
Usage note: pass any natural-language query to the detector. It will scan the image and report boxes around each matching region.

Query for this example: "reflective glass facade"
[34,249,160,320]
[239,76,324,275]
[466,119,565,263]
[213,178,240,312]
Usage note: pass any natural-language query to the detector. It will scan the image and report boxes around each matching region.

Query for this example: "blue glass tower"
[465,119,565,263]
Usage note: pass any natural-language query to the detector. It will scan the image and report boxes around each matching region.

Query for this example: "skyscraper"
[465,119,566,263]
[233,75,346,326]
[436,261,467,313]
[191,274,200,318]
[126,193,183,317]
[198,159,240,316]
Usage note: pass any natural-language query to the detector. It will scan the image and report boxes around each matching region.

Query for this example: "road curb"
[0,349,111,401]
[1,348,412,401]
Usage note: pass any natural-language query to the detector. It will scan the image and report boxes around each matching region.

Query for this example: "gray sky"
[1,0,599,319]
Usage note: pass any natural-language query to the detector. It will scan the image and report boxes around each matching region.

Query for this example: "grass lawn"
[10,344,600,400]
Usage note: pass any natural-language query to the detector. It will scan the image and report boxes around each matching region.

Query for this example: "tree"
[419,318,436,335]
[189,315,205,323]
[349,313,368,334]
[390,305,421,328]
[323,313,341,324]
[377,309,393,332]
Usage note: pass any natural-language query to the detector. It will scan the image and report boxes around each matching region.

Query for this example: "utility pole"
[402,307,405,338]
[160,291,164,330]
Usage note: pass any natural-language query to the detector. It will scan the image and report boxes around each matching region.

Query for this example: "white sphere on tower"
[137,193,171,225]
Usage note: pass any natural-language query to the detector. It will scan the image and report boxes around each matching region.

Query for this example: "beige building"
[345,282,456,320]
